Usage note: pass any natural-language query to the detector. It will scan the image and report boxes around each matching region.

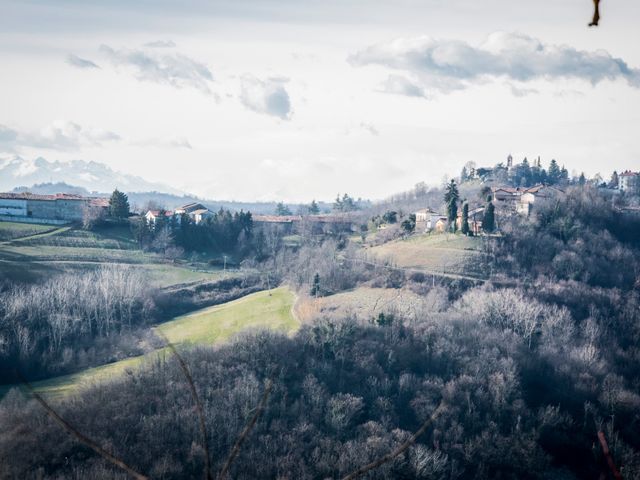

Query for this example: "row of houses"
[0,192,109,224]
[411,184,559,235]
[145,203,357,235]
[145,202,213,225]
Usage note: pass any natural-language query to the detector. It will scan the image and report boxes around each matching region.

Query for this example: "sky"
[1,0,639,202]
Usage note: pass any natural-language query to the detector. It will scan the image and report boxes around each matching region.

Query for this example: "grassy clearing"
[4,287,297,400]
[295,286,428,324]
[368,233,485,277]
[157,287,298,345]
[0,221,58,242]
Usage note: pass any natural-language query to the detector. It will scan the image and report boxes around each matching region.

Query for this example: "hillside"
[2,287,297,400]
[367,232,486,279]
[0,221,229,285]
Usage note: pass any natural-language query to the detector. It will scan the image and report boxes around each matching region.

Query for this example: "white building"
[619,171,640,195]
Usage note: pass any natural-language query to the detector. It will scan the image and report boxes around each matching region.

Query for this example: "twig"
[17,371,148,480]
[341,401,445,480]
[597,430,623,480]
[589,0,601,26]
[217,379,273,480]
[158,332,213,480]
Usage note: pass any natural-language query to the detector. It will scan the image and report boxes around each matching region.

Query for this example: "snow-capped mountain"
[0,156,185,195]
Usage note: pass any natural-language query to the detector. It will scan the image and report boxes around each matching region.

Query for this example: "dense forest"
[1,186,639,479]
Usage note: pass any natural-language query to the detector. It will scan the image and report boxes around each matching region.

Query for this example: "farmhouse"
[174,203,213,224]
[253,215,299,235]
[254,214,356,236]
[0,192,108,224]
[619,170,640,195]
[145,210,176,225]
[433,217,449,233]
[491,185,561,215]
[456,206,485,234]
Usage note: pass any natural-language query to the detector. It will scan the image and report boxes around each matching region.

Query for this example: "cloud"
[132,136,193,149]
[35,121,120,149]
[239,76,292,119]
[350,32,640,96]
[66,54,100,69]
[0,125,18,143]
[144,40,176,48]
[99,45,213,93]
[379,74,427,98]
[0,121,120,151]
[507,83,538,97]
[359,122,379,136]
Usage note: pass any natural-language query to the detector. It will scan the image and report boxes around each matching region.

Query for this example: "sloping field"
[296,286,443,324]
[0,221,59,242]
[0,224,227,286]
[367,233,485,278]
[4,287,297,400]
[158,287,298,345]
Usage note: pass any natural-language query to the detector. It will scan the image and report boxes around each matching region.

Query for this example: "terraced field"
[4,287,298,400]
[0,221,60,242]
[0,222,227,286]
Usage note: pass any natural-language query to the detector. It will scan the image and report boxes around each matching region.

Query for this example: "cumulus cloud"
[99,45,213,93]
[350,32,640,96]
[0,121,120,151]
[144,40,176,48]
[239,76,292,120]
[66,54,99,69]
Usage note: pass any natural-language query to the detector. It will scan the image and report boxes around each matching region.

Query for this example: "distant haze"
[1,0,639,202]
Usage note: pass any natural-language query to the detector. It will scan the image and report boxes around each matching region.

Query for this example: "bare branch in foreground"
[341,401,446,480]
[217,379,273,480]
[17,372,148,480]
[159,333,213,480]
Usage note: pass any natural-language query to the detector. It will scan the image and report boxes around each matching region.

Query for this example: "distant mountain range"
[0,156,185,196]
[0,156,330,214]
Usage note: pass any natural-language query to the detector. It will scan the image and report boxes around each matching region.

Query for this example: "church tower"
[507,154,513,169]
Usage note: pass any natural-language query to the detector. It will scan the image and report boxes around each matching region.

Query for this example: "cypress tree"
[444,179,459,232]
[483,202,496,233]
[310,273,321,297]
[461,202,470,235]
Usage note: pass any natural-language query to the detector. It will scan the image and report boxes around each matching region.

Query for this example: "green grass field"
[3,287,298,400]
[157,287,298,345]
[368,233,485,278]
